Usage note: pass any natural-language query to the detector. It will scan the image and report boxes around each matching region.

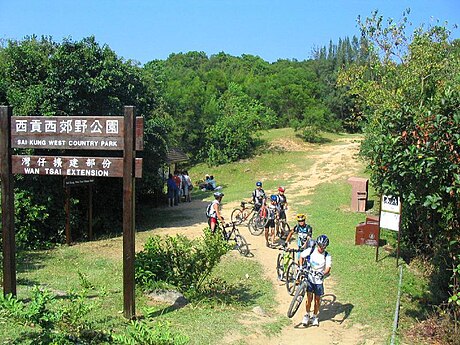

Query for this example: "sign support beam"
[122,106,136,319]
[1,106,16,296]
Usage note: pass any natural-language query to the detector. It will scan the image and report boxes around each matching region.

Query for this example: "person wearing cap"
[275,187,288,236]
[252,181,266,211]
[207,192,225,234]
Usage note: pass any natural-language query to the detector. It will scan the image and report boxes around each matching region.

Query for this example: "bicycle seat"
[240,201,247,207]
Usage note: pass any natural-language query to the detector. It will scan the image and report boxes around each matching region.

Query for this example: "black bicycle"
[286,265,327,318]
[221,222,250,257]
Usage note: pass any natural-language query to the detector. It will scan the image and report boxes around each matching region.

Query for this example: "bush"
[112,320,188,345]
[135,229,231,294]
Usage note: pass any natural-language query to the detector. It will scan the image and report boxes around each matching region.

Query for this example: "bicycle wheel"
[285,262,299,295]
[278,220,291,240]
[254,212,268,230]
[287,281,307,318]
[248,214,264,236]
[235,234,250,256]
[231,208,244,225]
[276,253,284,280]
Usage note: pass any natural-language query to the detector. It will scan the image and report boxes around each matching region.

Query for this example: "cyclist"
[265,194,280,247]
[206,192,225,234]
[299,234,331,327]
[275,187,288,238]
[285,214,314,252]
[277,187,288,220]
[252,181,266,211]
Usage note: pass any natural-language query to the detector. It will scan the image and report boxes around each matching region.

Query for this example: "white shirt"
[300,246,331,284]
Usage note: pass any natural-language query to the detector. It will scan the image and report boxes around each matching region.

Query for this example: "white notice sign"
[380,211,400,231]
[380,195,402,232]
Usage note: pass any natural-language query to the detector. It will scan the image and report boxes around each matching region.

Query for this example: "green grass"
[0,129,428,344]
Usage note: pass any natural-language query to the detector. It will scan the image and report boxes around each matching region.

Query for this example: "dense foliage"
[0,33,367,244]
[339,10,460,322]
[0,36,171,244]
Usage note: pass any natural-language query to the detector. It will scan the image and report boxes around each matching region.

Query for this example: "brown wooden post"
[0,106,16,296]
[65,186,71,245]
[88,185,93,241]
[123,106,136,319]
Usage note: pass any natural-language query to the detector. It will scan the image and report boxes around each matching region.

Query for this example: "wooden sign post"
[1,105,142,319]
[0,106,16,296]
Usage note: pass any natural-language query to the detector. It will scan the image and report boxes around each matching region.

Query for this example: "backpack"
[305,243,328,262]
[206,202,214,218]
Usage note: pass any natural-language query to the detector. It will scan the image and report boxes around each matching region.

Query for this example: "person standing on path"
[206,192,225,234]
[299,234,331,327]
[265,195,280,247]
[166,173,178,207]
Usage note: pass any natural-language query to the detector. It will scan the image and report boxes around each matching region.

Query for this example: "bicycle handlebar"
[278,247,303,253]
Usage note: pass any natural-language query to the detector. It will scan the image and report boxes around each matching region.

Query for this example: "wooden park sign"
[1,105,142,319]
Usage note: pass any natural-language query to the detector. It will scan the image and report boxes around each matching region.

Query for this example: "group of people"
[198,174,222,191]
[205,180,332,328]
[166,170,193,206]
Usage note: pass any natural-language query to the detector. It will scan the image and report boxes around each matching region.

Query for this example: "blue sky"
[1,1,458,64]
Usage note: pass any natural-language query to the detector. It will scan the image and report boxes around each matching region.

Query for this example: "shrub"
[112,320,188,345]
[135,229,230,294]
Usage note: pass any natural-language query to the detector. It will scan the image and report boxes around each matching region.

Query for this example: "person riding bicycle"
[206,192,225,234]
[265,194,280,247]
[299,234,331,327]
[252,181,266,211]
[285,214,314,251]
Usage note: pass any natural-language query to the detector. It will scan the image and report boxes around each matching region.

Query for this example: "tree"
[339,10,460,315]
[202,83,275,165]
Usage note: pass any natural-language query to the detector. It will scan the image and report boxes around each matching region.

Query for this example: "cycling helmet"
[296,214,306,222]
[256,181,262,187]
[270,194,278,202]
[278,187,285,192]
[316,235,329,249]
[213,192,224,199]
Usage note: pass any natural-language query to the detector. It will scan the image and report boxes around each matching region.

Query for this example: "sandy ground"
[124,137,383,345]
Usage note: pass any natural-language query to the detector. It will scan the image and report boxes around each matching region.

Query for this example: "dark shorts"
[265,219,275,228]
[307,281,325,296]
[279,210,286,219]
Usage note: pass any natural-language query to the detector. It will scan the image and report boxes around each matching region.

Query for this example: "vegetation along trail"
[145,136,379,344]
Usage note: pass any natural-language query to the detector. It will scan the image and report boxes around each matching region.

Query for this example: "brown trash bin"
[347,177,369,212]
[355,216,380,246]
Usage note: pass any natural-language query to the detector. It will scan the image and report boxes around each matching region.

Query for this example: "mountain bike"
[221,222,250,257]
[247,204,268,236]
[276,217,291,240]
[286,265,328,318]
[285,257,305,296]
[230,201,255,225]
[276,246,302,282]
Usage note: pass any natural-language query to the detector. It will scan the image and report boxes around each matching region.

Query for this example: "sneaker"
[301,314,310,325]
[311,316,319,326]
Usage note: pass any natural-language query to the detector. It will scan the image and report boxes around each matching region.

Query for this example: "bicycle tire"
[287,281,307,318]
[235,234,250,256]
[276,253,284,280]
[254,213,268,230]
[278,221,291,240]
[231,208,244,225]
[285,262,299,295]
[248,214,264,236]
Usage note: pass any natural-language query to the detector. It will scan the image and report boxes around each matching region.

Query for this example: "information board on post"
[380,195,401,231]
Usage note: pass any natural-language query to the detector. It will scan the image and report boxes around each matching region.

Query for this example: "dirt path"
[137,137,377,345]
